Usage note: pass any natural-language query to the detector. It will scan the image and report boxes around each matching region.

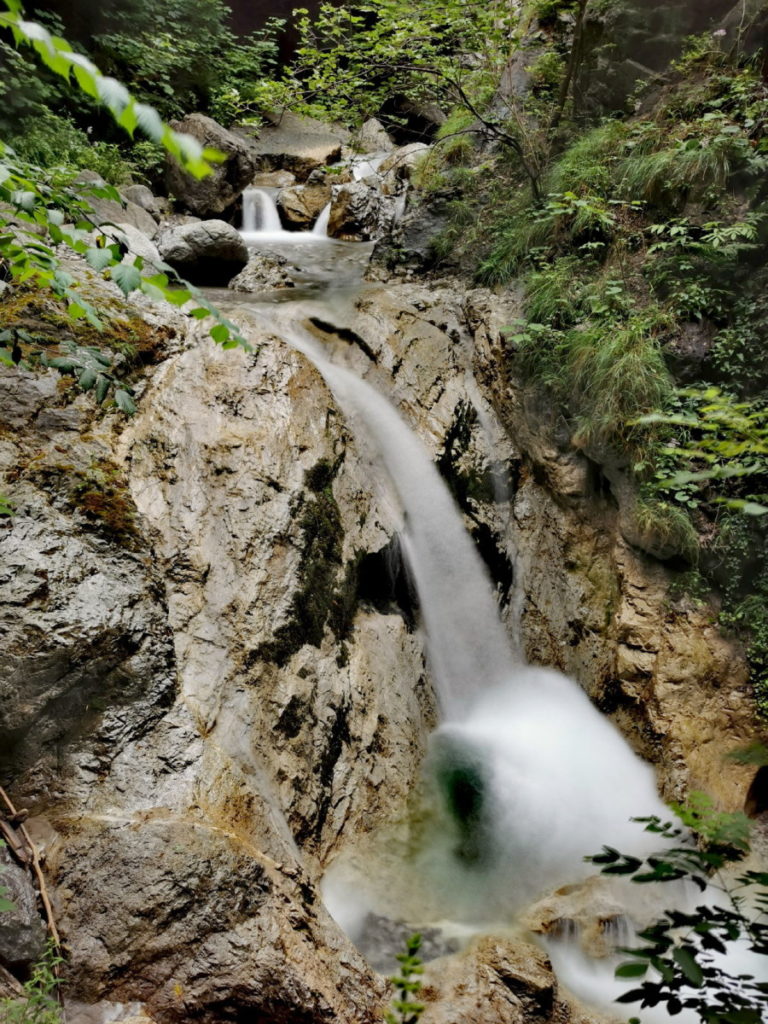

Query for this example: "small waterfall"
[241,188,282,234]
[313,203,331,237]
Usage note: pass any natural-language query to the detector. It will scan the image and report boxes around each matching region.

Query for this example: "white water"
[239,301,763,1022]
[313,202,331,237]
[242,187,282,234]
[240,187,333,246]
[278,312,514,716]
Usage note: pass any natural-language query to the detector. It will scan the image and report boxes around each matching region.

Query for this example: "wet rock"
[238,111,350,182]
[371,190,452,273]
[277,184,332,230]
[228,251,295,291]
[165,114,258,217]
[420,937,558,1024]
[156,220,248,286]
[328,183,402,242]
[0,843,46,967]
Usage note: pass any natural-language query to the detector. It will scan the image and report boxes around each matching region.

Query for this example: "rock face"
[0,844,47,968]
[0,264,762,1024]
[156,219,248,285]
[165,113,259,217]
[239,111,350,181]
[466,288,758,808]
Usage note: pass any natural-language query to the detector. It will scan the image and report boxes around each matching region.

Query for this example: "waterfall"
[313,202,331,237]
[240,188,336,245]
[241,304,760,1024]
[241,187,282,234]
[277,312,515,717]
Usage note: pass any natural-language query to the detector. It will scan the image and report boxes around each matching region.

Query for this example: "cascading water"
[240,187,332,245]
[241,187,282,235]
[238,304,762,1024]
[313,202,331,237]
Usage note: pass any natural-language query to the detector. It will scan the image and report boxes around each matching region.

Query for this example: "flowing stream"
[229,204,760,1023]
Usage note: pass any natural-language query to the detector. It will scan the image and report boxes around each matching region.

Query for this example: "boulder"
[371,190,452,273]
[237,111,350,182]
[328,182,403,242]
[121,184,171,221]
[277,184,332,230]
[420,937,557,1024]
[379,97,446,142]
[165,113,259,218]
[157,220,248,286]
[379,143,431,186]
[228,252,295,292]
[328,182,383,241]
[75,173,159,239]
[355,118,396,154]
[102,222,163,271]
[252,169,297,188]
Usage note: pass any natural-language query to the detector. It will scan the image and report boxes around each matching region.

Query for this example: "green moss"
[25,456,139,546]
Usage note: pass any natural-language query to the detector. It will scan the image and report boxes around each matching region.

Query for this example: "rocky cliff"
[0,268,761,1023]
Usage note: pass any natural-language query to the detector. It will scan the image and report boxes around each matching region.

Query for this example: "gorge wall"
[0,264,760,1022]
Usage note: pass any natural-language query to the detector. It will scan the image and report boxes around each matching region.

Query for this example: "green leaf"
[615,962,648,978]
[78,367,97,391]
[95,375,110,404]
[165,288,192,307]
[110,263,142,296]
[672,946,703,987]
[114,389,137,416]
[0,896,16,912]
[210,324,230,344]
[85,247,115,272]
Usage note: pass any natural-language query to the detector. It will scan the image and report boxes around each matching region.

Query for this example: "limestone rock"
[277,183,333,230]
[379,143,431,184]
[228,251,295,291]
[355,118,396,154]
[165,113,258,217]
[252,169,297,188]
[75,174,159,239]
[101,222,162,271]
[420,937,557,1024]
[328,183,402,242]
[238,111,350,181]
[121,185,168,221]
[156,219,248,285]
[0,844,46,967]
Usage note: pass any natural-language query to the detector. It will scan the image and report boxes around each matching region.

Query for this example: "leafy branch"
[588,809,767,1024]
